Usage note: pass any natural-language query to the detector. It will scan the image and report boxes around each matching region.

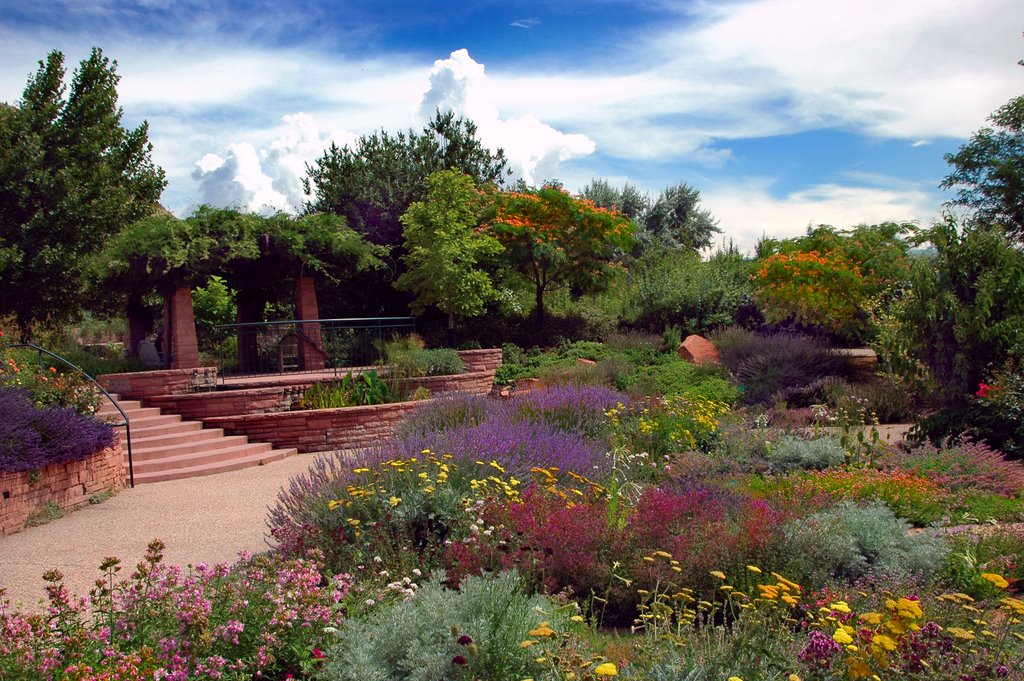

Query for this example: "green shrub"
[318,572,570,681]
[297,371,393,409]
[629,359,737,404]
[627,249,758,335]
[765,436,846,472]
[780,500,949,587]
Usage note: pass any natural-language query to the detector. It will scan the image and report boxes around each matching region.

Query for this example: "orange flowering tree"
[752,223,912,342]
[490,184,635,323]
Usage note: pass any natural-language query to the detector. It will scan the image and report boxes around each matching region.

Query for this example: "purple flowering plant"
[0,540,348,680]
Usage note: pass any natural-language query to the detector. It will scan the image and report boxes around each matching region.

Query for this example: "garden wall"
[202,402,421,453]
[98,367,217,400]
[0,443,126,537]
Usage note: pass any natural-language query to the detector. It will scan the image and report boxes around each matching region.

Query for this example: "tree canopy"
[97,206,384,305]
[0,48,166,339]
[304,110,510,247]
[491,184,635,323]
[395,170,502,335]
[941,59,1024,241]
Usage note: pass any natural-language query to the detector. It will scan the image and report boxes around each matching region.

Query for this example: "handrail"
[214,316,416,330]
[10,343,134,488]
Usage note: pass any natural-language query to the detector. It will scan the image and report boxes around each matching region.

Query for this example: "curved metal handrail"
[10,343,134,488]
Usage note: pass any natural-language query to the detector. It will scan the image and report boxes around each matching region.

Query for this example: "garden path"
[0,451,327,612]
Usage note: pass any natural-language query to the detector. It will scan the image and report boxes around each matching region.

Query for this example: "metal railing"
[207,317,416,379]
[10,343,135,488]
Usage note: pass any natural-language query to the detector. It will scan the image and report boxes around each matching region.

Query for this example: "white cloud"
[190,113,354,214]
[703,179,937,254]
[417,49,596,184]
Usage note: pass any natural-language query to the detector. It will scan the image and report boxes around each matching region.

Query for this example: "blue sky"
[1,0,1022,252]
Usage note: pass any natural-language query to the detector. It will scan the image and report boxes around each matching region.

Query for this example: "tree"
[0,48,166,339]
[579,178,650,221]
[642,183,720,252]
[304,110,510,247]
[395,171,502,342]
[491,184,635,323]
[941,57,1024,240]
[751,223,913,343]
[895,216,1024,449]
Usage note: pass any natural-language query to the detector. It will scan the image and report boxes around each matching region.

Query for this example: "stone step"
[120,413,184,430]
[97,398,143,414]
[100,406,162,421]
[97,390,298,484]
[131,446,297,483]
[130,427,225,449]
[115,419,205,440]
[132,434,251,460]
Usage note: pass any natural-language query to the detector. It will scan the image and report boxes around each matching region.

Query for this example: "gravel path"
[0,452,327,613]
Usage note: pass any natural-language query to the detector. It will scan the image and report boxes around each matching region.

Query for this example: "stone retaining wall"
[146,369,496,422]
[0,443,126,537]
[98,367,217,400]
[203,402,422,453]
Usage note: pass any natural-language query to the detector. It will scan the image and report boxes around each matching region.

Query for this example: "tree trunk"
[447,311,455,348]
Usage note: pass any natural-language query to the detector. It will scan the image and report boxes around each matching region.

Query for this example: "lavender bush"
[0,388,115,473]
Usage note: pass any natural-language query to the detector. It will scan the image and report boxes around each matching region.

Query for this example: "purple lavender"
[798,630,841,667]
[0,387,115,472]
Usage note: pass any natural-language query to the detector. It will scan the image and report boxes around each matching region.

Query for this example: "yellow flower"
[981,573,1009,589]
[594,663,618,677]
[829,601,852,614]
[710,570,727,580]
[519,640,538,648]
[527,622,556,638]
[833,628,854,645]
[872,634,897,651]
[746,565,762,574]
[788,675,801,681]
[859,612,883,625]
[389,496,401,507]
[946,627,976,640]
[727,677,743,681]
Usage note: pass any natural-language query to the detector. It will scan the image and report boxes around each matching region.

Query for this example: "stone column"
[162,287,200,369]
[294,275,324,371]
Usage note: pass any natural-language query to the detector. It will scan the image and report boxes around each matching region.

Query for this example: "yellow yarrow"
[594,663,618,677]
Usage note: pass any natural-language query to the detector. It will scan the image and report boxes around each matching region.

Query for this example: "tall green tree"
[304,110,510,247]
[492,184,635,324]
[395,170,502,341]
[579,178,650,221]
[895,216,1024,446]
[642,182,720,252]
[0,48,166,339]
[941,57,1024,241]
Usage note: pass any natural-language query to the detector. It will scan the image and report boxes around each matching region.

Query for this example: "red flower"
[452,655,468,666]
[977,383,998,398]
[457,634,473,645]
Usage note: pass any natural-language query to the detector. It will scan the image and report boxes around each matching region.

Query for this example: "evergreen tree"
[0,48,166,339]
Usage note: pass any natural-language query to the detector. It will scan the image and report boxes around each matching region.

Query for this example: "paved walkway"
[0,451,327,613]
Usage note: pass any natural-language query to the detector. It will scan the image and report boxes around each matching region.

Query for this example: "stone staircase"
[97,395,297,484]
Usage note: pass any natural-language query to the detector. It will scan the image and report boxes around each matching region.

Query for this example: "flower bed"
[0,441,124,537]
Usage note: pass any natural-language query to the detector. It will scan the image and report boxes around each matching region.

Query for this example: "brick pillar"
[163,287,200,369]
[295,276,324,371]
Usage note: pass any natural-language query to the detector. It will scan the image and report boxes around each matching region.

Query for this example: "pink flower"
[977,383,992,398]
[311,648,325,659]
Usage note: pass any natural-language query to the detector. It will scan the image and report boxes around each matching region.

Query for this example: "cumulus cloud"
[190,113,353,214]
[417,49,596,185]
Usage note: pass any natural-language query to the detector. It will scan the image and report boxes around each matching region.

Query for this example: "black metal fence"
[207,317,416,378]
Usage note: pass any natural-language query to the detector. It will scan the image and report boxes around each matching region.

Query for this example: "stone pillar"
[294,275,324,371]
[162,287,200,369]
